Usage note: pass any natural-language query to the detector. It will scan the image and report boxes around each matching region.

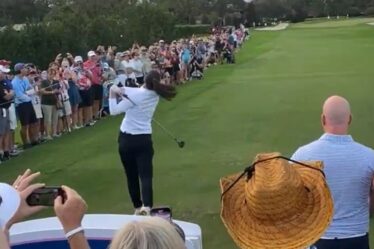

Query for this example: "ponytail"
[145,70,176,101]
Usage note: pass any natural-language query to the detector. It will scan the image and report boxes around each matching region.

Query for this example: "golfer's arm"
[109,98,132,115]
[68,233,90,249]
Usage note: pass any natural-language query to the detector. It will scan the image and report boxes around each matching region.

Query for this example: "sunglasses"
[220,156,325,199]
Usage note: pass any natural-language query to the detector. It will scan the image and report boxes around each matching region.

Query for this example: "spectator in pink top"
[74,56,93,127]
[84,51,103,121]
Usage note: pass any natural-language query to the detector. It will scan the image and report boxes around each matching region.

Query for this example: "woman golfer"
[109,70,176,215]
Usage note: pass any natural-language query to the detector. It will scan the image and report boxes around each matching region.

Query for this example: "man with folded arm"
[11,63,39,148]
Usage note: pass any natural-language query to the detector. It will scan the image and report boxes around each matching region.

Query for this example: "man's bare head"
[321,96,351,134]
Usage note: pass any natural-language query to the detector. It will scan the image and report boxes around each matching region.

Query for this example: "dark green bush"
[174,25,211,39]
[365,6,374,16]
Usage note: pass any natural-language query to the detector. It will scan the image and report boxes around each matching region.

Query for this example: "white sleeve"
[109,98,134,115]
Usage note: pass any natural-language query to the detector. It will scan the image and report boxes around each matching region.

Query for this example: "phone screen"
[150,207,172,221]
[26,187,63,206]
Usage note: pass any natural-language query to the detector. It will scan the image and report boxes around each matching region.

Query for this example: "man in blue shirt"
[0,66,14,161]
[0,60,20,156]
[292,96,374,249]
[11,63,38,148]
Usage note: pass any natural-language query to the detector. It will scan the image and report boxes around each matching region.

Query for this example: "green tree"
[123,3,176,44]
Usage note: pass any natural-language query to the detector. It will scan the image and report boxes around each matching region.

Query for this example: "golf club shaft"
[151,118,180,142]
[122,93,181,143]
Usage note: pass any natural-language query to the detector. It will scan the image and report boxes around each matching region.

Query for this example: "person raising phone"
[109,70,176,215]
[1,169,89,249]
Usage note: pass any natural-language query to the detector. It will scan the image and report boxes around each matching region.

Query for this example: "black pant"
[136,76,144,85]
[312,234,369,249]
[16,102,37,126]
[118,132,154,208]
[92,84,104,101]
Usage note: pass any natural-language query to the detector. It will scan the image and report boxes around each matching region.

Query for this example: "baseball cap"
[14,63,25,72]
[0,65,10,73]
[0,183,21,229]
[103,62,110,70]
[74,56,83,63]
[87,51,96,57]
[159,40,165,43]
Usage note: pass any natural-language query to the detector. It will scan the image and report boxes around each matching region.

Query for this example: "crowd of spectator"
[0,25,249,164]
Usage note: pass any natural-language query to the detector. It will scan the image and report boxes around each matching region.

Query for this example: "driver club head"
[177,140,185,149]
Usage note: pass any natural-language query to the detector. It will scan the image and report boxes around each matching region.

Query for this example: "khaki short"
[58,100,72,117]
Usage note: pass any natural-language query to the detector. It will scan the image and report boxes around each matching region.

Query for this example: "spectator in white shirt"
[139,48,152,76]
[115,67,137,88]
[121,51,133,70]
[130,52,144,84]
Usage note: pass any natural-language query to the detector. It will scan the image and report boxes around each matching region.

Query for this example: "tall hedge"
[0,3,211,69]
[174,25,211,38]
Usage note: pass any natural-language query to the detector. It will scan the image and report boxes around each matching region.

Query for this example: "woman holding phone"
[109,70,176,215]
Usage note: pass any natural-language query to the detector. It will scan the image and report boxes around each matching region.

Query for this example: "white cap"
[0,183,21,229]
[74,56,83,63]
[103,62,110,69]
[159,40,165,43]
[0,65,10,73]
[87,51,96,57]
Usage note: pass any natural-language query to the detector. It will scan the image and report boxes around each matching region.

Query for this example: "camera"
[52,80,61,90]
[150,207,172,221]
[125,78,137,88]
[26,187,65,206]
[150,207,186,242]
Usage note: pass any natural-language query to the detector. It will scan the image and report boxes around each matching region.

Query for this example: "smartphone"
[26,187,64,206]
[150,207,172,221]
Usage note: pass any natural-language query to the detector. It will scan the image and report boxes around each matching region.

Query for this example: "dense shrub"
[365,6,374,16]
[174,25,211,39]
[0,3,181,69]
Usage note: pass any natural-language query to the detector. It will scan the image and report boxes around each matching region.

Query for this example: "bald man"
[292,96,374,249]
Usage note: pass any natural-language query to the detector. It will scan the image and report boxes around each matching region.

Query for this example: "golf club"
[121,93,185,149]
[151,118,185,148]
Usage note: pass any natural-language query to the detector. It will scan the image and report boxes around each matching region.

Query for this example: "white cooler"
[10,214,203,249]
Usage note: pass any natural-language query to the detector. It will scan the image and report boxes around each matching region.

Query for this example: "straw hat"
[220,152,333,249]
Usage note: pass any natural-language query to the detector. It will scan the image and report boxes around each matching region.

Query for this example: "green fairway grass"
[294,17,374,28]
[2,18,374,248]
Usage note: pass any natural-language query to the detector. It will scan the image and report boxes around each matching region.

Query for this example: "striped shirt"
[292,133,374,238]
